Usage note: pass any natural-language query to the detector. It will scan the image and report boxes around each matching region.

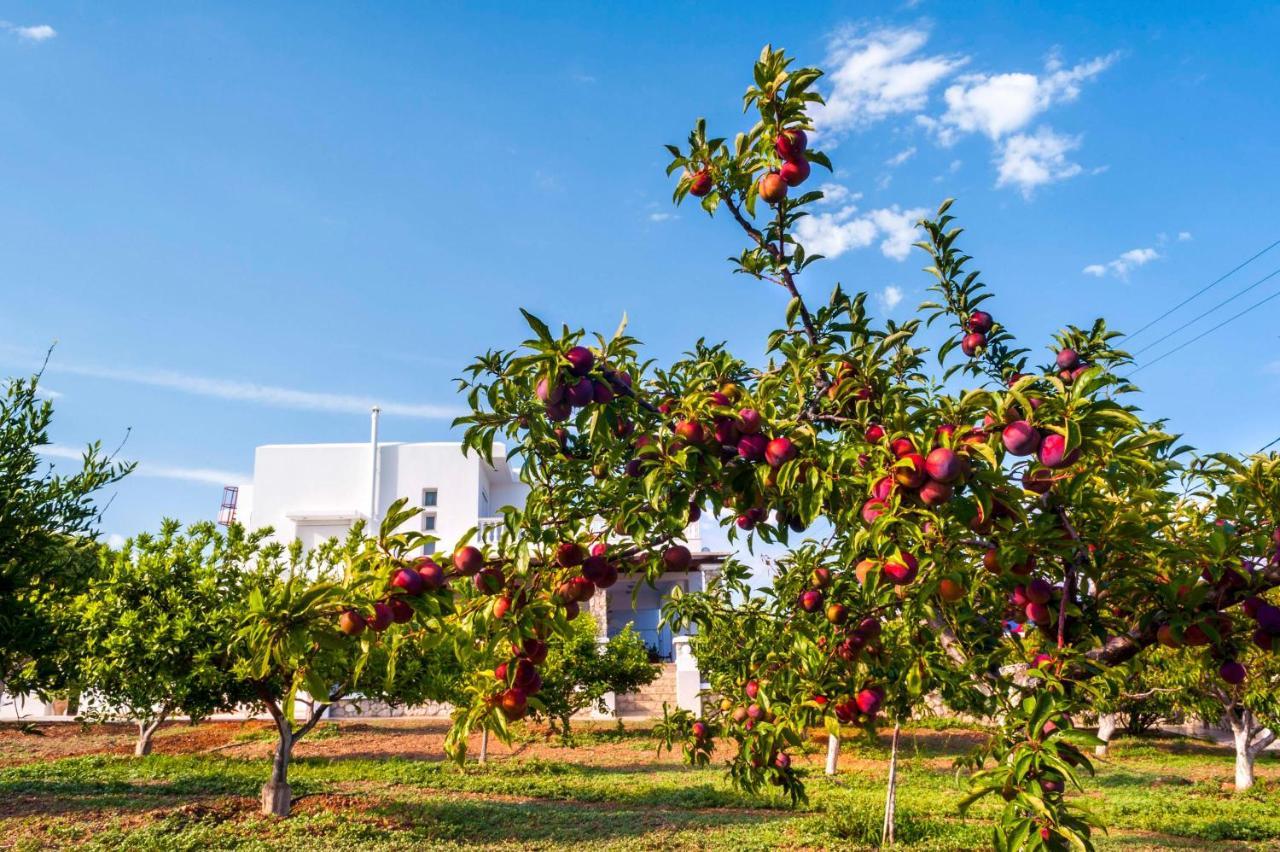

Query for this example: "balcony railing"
[477,516,504,545]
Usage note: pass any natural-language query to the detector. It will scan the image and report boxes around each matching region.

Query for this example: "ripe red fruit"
[924,448,961,483]
[889,437,914,458]
[688,501,702,523]
[592,380,615,404]
[1001,421,1041,456]
[663,545,692,571]
[500,687,528,721]
[494,661,509,681]
[565,346,595,377]
[556,542,586,567]
[688,169,713,197]
[810,567,832,588]
[982,548,1001,575]
[581,555,609,584]
[1256,603,1280,634]
[1038,433,1079,468]
[368,602,393,632]
[745,680,760,700]
[493,596,512,619]
[865,424,885,444]
[675,420,705,444]
[779,156,810,187]
[692,721,708,739]
[338,610,366,636]
[1219,660,1246,685]
[737,433,768,462]
[391,567,425,597]
[713,418,740,446]
[1243,596,1264,619]
[758,172,788,204]
[939,578,965,602]
[536,378,565,405]
[514,637,549,664]
[968,311,993,333]
[545,400,571,422]
[919,479,953,507]
[595,562,619,589]
[765,437,797,467]
[774,752,792,770]
[1055,348,1080,371]
[569,576,595,603]
[453,546,484,574]
[388,598,414,624]
[872,476,894,501]
[1023,468,1054,495]
[473,567,504,594]
[883,552,919,585]
[737,408,762,434]
[826,603,848,625]
[1026,602,1051,625]
[415,557,447,590]
[1026,578,1053,605]
[894,453,927,489]
[961,332,986,356]
[566,377,594,407]
[799,589,823,613]
[861,499,887,524]
[855,686,884,715]
[775,127,808,160]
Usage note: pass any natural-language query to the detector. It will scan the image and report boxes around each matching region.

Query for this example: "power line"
[1129,284,1280,376]
[1131,266,1280,357]
[1126,238,1280,343]
[1260,435,1280,453]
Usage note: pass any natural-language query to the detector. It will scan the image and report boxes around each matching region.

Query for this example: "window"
[422,488,438,555]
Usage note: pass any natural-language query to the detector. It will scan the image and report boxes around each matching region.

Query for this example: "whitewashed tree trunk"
[881,722,901,847]
[1095,713,1116,757]
[1224,707,1275,792]
[262,708,294,816]
[825,732,840,776]
[479,727,489,765]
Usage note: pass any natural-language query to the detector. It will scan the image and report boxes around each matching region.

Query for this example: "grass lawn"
[0,718,1277,850]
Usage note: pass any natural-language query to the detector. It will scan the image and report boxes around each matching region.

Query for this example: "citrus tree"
[449,45,1280,851]
[73,520,266,755]
[0,367,131,700]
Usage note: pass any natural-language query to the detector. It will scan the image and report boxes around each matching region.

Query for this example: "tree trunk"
[1095,713,1116,757]
[881,722,901,847]
[478,726,489,765]
[134,709,168,757]
[261,706,294,817]
[825,732,840,776]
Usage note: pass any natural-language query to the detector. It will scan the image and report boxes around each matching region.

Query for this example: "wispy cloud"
[995,128,1083,197]
[1178,231,1193,242]
[2,22,56,42]
[39,444,249,485]
[1082,247,1160,280]
[648,212,676,222]
[885,146,917,167]
[1,350,462,419]
[879,285,904,311]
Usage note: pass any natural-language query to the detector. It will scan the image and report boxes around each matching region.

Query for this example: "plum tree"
[450,46,1280,850]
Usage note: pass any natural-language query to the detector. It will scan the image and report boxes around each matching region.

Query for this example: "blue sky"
[2,2,1278,543]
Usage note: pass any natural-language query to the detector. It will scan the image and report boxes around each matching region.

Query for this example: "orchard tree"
[449,45,1280,850]
[74,521,266,755]
[521,613,656,740]
[0,368,131,698]
[231,502,459,816]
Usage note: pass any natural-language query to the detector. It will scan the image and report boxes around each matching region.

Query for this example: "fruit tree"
[450,46,1280,850]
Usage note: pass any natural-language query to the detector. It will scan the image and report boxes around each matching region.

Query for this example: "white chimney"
[369,406,381,527]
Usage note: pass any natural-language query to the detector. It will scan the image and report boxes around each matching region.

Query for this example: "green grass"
[0,731,1276,850]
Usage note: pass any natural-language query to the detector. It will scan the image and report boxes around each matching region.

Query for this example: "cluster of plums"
[861,429,975,523]
[338,557,452,636]
[492,636,549,721]
[537,346,630,423]
[758,127,810,204]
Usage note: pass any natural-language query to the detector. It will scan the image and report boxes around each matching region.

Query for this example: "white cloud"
[106,533,126,550]
[879,285,904,311]
[794,201,927,261]
[930,53,1116,144]
[3,23,56,41]
[885,146,916,167]
[38,444,249,485]
[1178,231,1193,241]
[995,127,1083,197]
[813,26,967,137]
[816,183,860,205]
[1082,246,1160,280]
[2,353,463,419]
[648,212,675,222]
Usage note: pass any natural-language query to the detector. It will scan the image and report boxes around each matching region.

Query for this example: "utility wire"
[1260,435,1280,453]
[1131,266,1280,356]
[1126,238,1280,343]
[1129,284,1280,376]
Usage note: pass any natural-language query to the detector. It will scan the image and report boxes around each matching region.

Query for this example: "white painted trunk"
[1229,713,1255,792]
[1095,713,1116,757]
[825,733,839,776]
